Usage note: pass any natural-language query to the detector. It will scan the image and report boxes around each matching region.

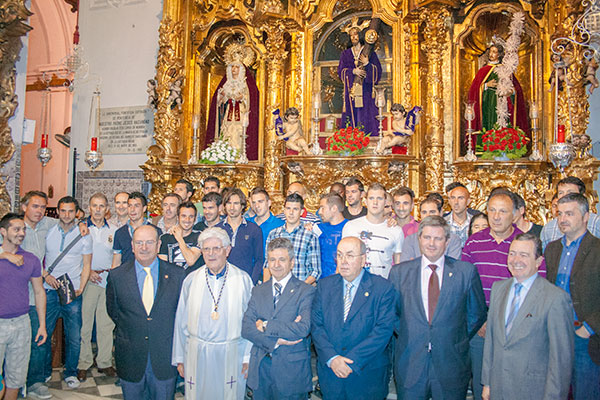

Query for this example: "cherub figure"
[166,78,183,110]
[376,104,420,154]
[585,57,599,94]
[146,79,158,109]
[548,54,567,92]
[277,107,311,155]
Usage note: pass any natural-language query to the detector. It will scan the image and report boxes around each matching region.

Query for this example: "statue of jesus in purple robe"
[337,26,382,136]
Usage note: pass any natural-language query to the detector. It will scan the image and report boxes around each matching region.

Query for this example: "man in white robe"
[172,227,253,400]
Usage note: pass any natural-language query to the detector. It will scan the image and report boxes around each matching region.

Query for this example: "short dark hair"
[202,192,223,207]
[284,107,300,119]
[320,192,344,212]
[129,192,148,208]
[512,192,526,211]
[393,187,415,200]
[175,179,195,197]
[557,176,586,195]
[425,192,444,210]
[224,188,247,212]
[267,237,295,259]
[204,176,221,189]
[177,201,197,217]
[21,191,48,206]
[250,187,270,200]
[345,177,364,192]
[445,182,467,194]
[390,103,406,114]
[488,189,516,211]
[0,213,24,231]
[420,196,443,212]
[513,232,543,259]
[418,215,451,240]
[58,196,79,210]
[285,193,304,208]
[468,212,488,237]
[557,193,589,215]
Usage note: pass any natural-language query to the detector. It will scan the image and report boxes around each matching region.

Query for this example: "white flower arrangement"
[199,139,239,164]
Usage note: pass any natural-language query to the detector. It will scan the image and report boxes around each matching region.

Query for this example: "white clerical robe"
[172,263,253,400]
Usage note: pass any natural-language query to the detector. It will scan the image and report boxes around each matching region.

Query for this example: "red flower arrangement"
[326,124,370,155]
[480,125,529,160]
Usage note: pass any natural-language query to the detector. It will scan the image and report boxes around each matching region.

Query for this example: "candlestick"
[91,137,98,151]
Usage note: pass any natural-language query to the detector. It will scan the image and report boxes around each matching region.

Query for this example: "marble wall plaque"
[75,170,148,213]
[98,106,154,154]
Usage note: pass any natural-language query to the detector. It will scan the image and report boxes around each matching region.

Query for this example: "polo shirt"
[461,226,541,305]
[216,218,264,283]
[45,223,93,290]
[87,217,117,289]
[401,216,419,237]
[113,219,161,265]
[22,217,58,305]
[0,247,41,318]
[342,206,367,220]
[246,212,285,253]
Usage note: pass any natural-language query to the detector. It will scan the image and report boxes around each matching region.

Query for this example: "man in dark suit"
[242,237,315,399]
[106,224,185,399]
[545,193,600,399]
[482,233,574,400]
[311,236,396,400]
[389,216,486,399]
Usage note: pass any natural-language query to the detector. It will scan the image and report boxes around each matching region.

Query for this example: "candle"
[313,93,321,110]
[192,115,199,130]
[557,124,566,143]
[91,137,98,151]
[41,134,48,148]
[530,101,539,119]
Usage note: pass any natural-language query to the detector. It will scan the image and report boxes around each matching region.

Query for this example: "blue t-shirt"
[314,219,348,278]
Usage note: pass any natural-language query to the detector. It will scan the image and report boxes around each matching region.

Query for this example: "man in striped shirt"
[461,190,523,400]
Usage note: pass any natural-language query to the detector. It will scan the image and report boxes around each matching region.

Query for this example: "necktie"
[505,283,524,335]
[428,264,440,324]
[142,267,154,315]
[273,282,282,309]
[343,283,353,322]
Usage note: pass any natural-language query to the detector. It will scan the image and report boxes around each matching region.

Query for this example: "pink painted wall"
[21,0,76,207]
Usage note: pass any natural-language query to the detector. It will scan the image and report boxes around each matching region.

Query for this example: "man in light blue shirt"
[41,196,92,390]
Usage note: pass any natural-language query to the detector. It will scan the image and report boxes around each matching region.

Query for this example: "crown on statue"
[223,43,255,67]
[341,16,371,35]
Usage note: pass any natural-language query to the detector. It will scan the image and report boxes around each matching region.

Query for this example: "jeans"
[41,290,82,379]
[573,334,600,400]
[26,306,45,388]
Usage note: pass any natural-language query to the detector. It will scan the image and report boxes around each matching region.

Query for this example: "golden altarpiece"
[137,0,600,223]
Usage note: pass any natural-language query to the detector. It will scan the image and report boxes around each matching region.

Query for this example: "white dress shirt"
[420,255,444,321]
[272,272,293,297]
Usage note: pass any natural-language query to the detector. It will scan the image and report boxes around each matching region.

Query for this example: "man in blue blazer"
[389,216,486,399]
[312,236,396,400]
[242,237,315,399]
[106,225,185,399]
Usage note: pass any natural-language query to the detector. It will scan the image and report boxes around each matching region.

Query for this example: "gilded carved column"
[141,13,185,213]
[261,22,289,198]
[419,5,449,193]
[0,1,31,216]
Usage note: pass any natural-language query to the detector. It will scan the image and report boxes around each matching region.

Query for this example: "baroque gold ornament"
[223,43,256,67]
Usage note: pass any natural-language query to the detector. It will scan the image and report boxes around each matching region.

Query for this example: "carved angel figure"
[276,107,311,155]
[376,104,421,154]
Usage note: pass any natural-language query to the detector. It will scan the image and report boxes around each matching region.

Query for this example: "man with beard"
[159,201,203,273]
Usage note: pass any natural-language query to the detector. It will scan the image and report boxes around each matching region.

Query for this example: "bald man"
[275,182,320,224]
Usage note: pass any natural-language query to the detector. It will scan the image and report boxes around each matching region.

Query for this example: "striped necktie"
[505,283,524,335]
[273,282,282,309]
[343,283,353,322]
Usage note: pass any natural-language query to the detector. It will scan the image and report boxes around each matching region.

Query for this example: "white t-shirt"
[342,216,404,279]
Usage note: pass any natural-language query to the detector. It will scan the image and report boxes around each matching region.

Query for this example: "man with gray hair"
[242,237,315,399]
[390,216,486,399]
[173,227,253,400]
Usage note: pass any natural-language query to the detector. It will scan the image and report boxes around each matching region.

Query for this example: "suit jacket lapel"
[260,278,276,319]
[411,260,428,323]
[498,279,512,344]
[273,277,299,317]
[571,233,592,280]
[125,262,146,313]
[431,257,454,323]
[506,276,543,342]
[331,275,344,328]
[151,261,170,314]
[345,272,373,323]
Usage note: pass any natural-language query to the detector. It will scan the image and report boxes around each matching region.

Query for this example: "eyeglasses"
[133,240,157,247]
[201,246,225,254]
[335,252,365,262]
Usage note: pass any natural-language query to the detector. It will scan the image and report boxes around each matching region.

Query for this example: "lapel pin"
[165,275,169,279]
[365,292,369,297]
[526,313,532,318]
[449,272,453,277]
[290,289,294,293]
